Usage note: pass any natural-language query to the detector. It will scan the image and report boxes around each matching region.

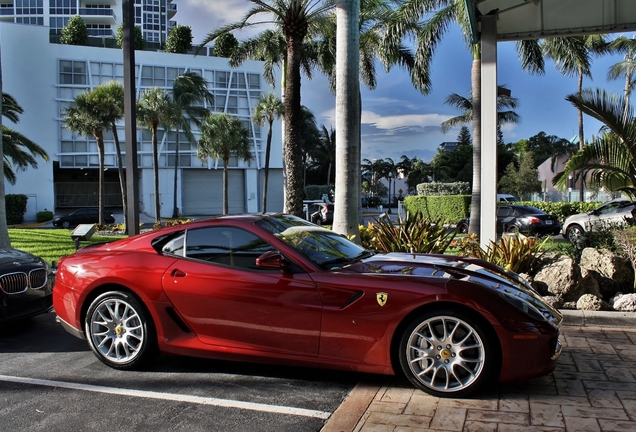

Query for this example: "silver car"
[561,199,635,243]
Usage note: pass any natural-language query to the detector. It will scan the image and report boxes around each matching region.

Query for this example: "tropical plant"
[116,24,145,50]
[63,91,110,226]
[2,93,49,185]
[200,0,333,217]
[542,35,610,200]
[197,113,254,215]
[137,87,180,222]
[315,125,336,186]
[393,0,545,238]
[554,89,636,198]
[60,15,88,46]
[454,233,547,274]
[0,48,8,249]
[169,72,214,218]
[299,105,321,184]
[88,82,127,227]
[252,93,283,213]
[365,211,456,254]
[608,35,636,120]
[164,24,193,54]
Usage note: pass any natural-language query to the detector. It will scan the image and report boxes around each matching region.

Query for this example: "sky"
[172,0,633,163]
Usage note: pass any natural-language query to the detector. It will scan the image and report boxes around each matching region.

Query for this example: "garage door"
[182,169,245,215]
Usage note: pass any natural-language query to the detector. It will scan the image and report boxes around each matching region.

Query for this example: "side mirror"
[256,251,288,271]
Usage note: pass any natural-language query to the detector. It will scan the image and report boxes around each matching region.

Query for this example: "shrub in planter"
[37,210,54,223]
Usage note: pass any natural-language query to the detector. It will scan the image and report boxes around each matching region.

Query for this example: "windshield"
[255,215,367,269]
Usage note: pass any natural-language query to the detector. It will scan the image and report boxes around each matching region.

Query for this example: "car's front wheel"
[62,220,70,229]
[566,224,584,242]
[398,309,498,398]
[85,291,157,370]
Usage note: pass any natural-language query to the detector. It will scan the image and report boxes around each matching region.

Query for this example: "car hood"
[0,248,45,267]
[344,252,562,326]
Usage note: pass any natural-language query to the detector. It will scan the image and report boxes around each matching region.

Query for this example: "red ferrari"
[54,214,562,397]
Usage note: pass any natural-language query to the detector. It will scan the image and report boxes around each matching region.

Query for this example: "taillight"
[526,216,541,224]
[321,206,328,215]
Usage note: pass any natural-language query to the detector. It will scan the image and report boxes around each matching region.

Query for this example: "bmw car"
[53,208,116,229]
[54,214,562,398]
[0,249,55,324]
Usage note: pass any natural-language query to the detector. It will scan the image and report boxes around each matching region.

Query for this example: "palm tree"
[170,72,214,218]
[554,89,636,198]
[316,125,336,186]
[299,105,320,185]
[63,91,109,226]
[0,48,9,249]
[89,82,127,226]
[197,113,254,215]
[542,35,610,201]
[393,0,545,236]
[200,0,333,217]
[252,93,283,213]
[441,90,520,138]
[607,35,636,120]
[2,93,49,184]
[137,87,180,223]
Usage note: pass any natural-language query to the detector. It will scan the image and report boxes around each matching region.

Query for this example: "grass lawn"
[9,228,124,266]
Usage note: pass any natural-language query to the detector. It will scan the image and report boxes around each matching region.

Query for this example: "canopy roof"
[466,0,636,41]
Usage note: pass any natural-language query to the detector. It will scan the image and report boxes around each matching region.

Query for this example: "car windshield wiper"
[354,250,377,260]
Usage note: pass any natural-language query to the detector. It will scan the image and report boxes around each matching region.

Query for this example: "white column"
[480,15,498,249]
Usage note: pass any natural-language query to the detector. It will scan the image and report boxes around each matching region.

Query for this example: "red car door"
[161,226,322,356]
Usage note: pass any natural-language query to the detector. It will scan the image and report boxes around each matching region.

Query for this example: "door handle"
[171,269,186,277]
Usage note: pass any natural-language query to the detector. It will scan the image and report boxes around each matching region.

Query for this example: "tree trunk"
[283,35,304,217]
[262,119,273,213]
[152,127,160,223]
[0,45,10,249]
[469,47,481,237]
[112,122,127,228]
[223,164,229,215]
[96,136,105,226]
[333,0,361,239]
[172,126,180,218]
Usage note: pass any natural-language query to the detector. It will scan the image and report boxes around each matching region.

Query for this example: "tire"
[457,222,468,234]
[566,224,584,243]
[85,291,157,370]
[313,217,322,226]
[62,220,70,229]
[506,224,520,234]
[398,309,498,398]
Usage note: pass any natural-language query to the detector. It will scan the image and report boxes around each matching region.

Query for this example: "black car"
[308,202,334,225]
[0,249,55,324]
[456,205,561,236]
[52,208,115,228]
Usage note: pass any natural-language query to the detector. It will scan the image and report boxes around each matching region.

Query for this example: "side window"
[497,207,510,218]
[185,227,276,270]
[162,233,185,257]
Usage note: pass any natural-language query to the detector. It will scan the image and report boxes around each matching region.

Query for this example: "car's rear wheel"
[566,224,584,242]
[85,291,157,370]
[398,309,497,398]
[506,224,520,234]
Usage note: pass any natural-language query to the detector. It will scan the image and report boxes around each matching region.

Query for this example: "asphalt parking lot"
[0,312,358,432]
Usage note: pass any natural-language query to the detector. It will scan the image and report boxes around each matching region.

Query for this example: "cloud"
[361,111,452,130]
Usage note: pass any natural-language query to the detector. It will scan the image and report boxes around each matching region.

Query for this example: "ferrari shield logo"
[376,292,388,307]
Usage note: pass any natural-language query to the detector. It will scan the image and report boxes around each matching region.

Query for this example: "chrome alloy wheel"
[405,316,485,393]
[88,298,145,364]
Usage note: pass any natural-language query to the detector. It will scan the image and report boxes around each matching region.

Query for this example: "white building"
[0,0,176,44]
[1,22,283,221]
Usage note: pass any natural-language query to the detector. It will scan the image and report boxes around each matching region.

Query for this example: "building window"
[59,60,87,85]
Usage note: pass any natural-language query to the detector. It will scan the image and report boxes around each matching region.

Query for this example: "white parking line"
[0,374,332,419]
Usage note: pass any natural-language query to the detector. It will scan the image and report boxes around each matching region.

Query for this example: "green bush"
[515,201,599,221]
[6,194,28,225]
[403,195,470,223]
[37,210,54,223]
[304,185,331,200]
[416,181,470,196]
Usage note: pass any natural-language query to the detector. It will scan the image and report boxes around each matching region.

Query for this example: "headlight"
[500,290,547,322]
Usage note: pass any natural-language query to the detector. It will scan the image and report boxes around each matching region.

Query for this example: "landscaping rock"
[613,293,636,312]
[533,254,600,302]
[579,248,634,298]
[541,296,563,309]
[576,294,611,311]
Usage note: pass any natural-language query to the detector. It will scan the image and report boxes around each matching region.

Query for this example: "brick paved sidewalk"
[324,325,636,432]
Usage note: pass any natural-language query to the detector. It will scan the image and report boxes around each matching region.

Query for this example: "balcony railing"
[78,8,114,17]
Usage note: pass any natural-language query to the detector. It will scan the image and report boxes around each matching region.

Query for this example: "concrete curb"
[560,309,636,327]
